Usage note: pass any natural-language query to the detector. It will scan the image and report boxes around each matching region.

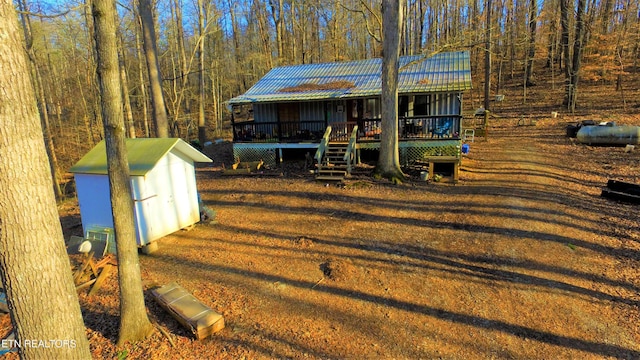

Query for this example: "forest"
[2,1,640,358]
[12,0,640,192]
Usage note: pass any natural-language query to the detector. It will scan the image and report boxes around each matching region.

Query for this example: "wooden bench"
[152,282,225,340]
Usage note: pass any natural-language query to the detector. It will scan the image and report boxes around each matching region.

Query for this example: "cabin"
[69,138,212,250]
[227,51,472,180]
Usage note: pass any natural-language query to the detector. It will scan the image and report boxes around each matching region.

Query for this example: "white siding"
[76,150,201,247]
[139,150,200,244]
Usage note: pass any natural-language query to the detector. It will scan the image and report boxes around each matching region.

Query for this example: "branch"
[399,39,477,71]
[16,4,86,19]
[339,1,381,43]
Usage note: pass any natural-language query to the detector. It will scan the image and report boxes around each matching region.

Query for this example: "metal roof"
[228,51,472,105]
[70,138,212,176]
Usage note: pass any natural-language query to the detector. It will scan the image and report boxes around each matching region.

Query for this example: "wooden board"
[601,179,640,204]
[151,282,225,340]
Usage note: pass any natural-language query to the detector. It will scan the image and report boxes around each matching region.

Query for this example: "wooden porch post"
[324,101,329,129]
[231,108,236,141]
[276,104,282,142]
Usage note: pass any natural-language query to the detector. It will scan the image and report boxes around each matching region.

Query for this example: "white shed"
[70,138,212,248]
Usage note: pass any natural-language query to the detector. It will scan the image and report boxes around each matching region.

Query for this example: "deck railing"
[314,126,332,168]
[233,120,326,143]
[360,115,462,140]
[344,126,359,174]
[232,115,462,143]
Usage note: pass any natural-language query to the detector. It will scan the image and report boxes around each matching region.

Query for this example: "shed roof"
[227,51,472,105]
[70,138,212,176]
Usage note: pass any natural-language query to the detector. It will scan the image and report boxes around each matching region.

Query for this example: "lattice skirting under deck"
[233,146,278,167]
[358,140,462,166]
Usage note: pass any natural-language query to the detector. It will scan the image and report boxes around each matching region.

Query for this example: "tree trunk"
[560,0,572,108]
[568,0,587,111]
[91,0,154,345]
[269,0,284,63]
[484,0,492,110]
[0,2,92,358]
[228,0,247,92]
[415,0,425,54]
[134,10,150,137]
[118,34,136,138]
[198,0,207,146]
[525,0,537,86]
[139,0,169,137]
[376,0,404,182]
[17,0,64,201]
[85,0,105,142]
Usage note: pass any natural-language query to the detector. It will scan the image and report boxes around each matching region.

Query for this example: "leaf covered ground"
[55,115,640,359]
[5,72,640,359]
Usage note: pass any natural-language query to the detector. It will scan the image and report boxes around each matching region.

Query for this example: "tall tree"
[525,0,538,86]
[0,1,92,358]
[91,0,154,345]
[197,0,207,146]
[134,6,151,137]
[118,34,136,138]
[139,0,170,137]
[561,0,588,111]
[268,0,285,63]
[568,0,587,110]
[17,0,64,200]
[375,0,404,183]
[484,0,492,110]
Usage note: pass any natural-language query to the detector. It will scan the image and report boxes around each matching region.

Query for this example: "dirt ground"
[3,73,640,359]
[54,117,639,359]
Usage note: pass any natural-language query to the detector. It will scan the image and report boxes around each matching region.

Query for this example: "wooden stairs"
[316,142,350,182]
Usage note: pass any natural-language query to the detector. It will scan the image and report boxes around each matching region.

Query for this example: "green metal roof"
[70,138,212,176]
[227,51,472,105]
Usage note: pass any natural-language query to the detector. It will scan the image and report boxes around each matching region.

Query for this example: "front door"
[278,103,300,139]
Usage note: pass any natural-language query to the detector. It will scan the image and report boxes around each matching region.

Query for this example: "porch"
[231,115,463,144]
[232,117,463,171]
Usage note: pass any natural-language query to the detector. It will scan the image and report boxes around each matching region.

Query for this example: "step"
[317,169,347,176]
[316,175,345,182]
[319,164,347,171]
[326,150,347,157]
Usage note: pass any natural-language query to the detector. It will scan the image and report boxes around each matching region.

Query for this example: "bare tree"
[0,1,91,358]
[375,0,404,183]
[198,0,207,146]
[525,0,538,86]
[484,0,492,110]
[92,0,154,345]
[268,0,285,63]
[118,33,136,138]
[139,0,169,137]
[561,0,588,111]
[17,0,64,200]
[134,5,151,137]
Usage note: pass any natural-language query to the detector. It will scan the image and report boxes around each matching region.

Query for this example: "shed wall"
[74,150,201,247]
[139,150,200,243]
[75,173,114,234]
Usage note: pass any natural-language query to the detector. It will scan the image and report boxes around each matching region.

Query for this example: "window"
[364,98,381,119]
[414,95,430,116]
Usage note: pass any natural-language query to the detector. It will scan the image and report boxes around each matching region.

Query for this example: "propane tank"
[576,125,640,145]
